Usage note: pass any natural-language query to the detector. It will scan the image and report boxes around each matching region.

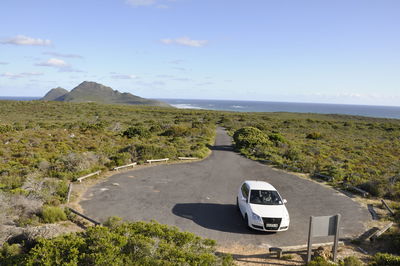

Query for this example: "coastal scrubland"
[1,100,400,264]
[221,112,400,200]
[0,101,216,242]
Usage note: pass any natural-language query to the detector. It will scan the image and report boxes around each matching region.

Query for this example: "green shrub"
[359,180,387,197]
[14,220,232,265]
[282,146,302,161]
[0,243,23,265]
[162,125,191,137]
[135,144,177,160]
[0,124,14,133]
[306,131,323,140]
[371,253,400,266]
[233,127,271,150]
[320,165,345,181]
[109,152,132,167]
[308,256,333,266]
[40,205,67,223]
[340,256,363,266]
[79,121,107,131]
[268,133,287,144]
[122,126,151,138]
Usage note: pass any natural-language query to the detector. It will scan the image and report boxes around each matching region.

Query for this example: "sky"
[0,0,399,106]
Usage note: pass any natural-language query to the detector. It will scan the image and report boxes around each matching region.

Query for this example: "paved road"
[81,127,370,247]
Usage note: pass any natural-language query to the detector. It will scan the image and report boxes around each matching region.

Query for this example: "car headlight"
[251,212,262,222]
[284,211,290,221]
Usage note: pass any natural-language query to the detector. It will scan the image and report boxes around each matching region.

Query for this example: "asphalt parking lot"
[80,127,370,248]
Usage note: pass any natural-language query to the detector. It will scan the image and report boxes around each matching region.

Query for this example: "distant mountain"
[41,87,68,101]
[41,81,170,107]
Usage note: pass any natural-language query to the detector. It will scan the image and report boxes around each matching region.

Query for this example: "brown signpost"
[307,214,341,263]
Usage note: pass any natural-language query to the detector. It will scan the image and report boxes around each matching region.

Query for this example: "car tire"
[236,197,240,212]
[244,214,251,230]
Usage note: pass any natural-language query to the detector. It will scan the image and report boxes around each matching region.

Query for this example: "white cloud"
[173,78,191,82]
[125,0,176,8]
[196,82,214,86]
[43,52,83,59]
[169,59,184,64]
[126,0,156,6]
[156,5,168,8]
[111,74,138,79]
[134,80,165,87]
[36,58,83,72]
[1,72,43,79]
[156,74,175,78]
[172,66,187,71]
[1,35,52,46]
[161,37,208,47]
[58,68,85,73]
[37,58,68,68]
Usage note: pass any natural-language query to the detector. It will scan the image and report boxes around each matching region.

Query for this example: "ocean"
[159,99,400,120]
[0,96,40,101]
[1,97,400,120]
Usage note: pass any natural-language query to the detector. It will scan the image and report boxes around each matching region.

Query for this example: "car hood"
[250,203,289,218]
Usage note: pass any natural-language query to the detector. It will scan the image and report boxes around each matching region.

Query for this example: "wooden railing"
[146,158,169,164]
[113,162,137,171]
[77,170,101,182]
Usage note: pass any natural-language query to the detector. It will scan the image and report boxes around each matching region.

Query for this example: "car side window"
[241,184,249,199]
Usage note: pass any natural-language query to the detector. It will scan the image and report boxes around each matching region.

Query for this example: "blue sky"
[1,0,399,106]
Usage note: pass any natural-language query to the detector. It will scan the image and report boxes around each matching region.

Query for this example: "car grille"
[262,217,282,230]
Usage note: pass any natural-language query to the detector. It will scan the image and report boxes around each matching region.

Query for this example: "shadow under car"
[172,202,275,235]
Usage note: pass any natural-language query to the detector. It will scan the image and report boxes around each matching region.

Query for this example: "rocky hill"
[41,81,170,107]
[41,87,69,101]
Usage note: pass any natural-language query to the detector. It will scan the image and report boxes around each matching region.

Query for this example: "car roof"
[244,180,277,191]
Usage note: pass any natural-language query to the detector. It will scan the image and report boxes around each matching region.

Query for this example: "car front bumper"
[249,217,290,232]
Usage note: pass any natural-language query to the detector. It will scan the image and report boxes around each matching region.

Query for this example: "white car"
[237,180,290,232]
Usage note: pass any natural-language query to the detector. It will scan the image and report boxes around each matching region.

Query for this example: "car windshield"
[249,190,282,205]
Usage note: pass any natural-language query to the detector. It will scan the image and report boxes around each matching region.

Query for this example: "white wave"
[230,105,245,109]
[171,104,204,109]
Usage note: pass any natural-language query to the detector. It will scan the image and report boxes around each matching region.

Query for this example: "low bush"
[0,243,23,265]
[162,125,191,137]
[2,219,232,265]
[109,152,132,167]
[40,205,67,223]
[122,126,151,138]
[370,253,400,266]
[135,144,177,160]
[307,256,332,266]
[359,180,387,197]
[306,131,323,140]
[340,256,363,266]
[233,127,271,150]
[268,133,287,145]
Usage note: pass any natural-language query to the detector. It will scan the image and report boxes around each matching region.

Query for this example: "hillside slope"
[41,87,69,101]
[41,81,170,107]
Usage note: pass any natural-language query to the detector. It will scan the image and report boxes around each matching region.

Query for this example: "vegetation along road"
[81,127,371,248]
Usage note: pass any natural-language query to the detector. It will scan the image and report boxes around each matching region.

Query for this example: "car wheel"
[236,197,240,212]
[244,214,251,229]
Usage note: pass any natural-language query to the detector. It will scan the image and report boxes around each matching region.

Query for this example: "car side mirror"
[283,199,287,204]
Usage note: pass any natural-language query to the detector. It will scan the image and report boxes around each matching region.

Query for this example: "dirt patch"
[218,243,370,265]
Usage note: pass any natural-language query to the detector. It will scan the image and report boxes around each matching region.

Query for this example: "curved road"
[81,127,370,247]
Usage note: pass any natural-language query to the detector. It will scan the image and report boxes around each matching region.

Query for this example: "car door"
[239,183,249,217]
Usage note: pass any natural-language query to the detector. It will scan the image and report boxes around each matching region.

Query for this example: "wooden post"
[67,183,72,203]
[381,200,395,216]
[307,216,314,263]
[68,207,101,225]
[332,214,341,262]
